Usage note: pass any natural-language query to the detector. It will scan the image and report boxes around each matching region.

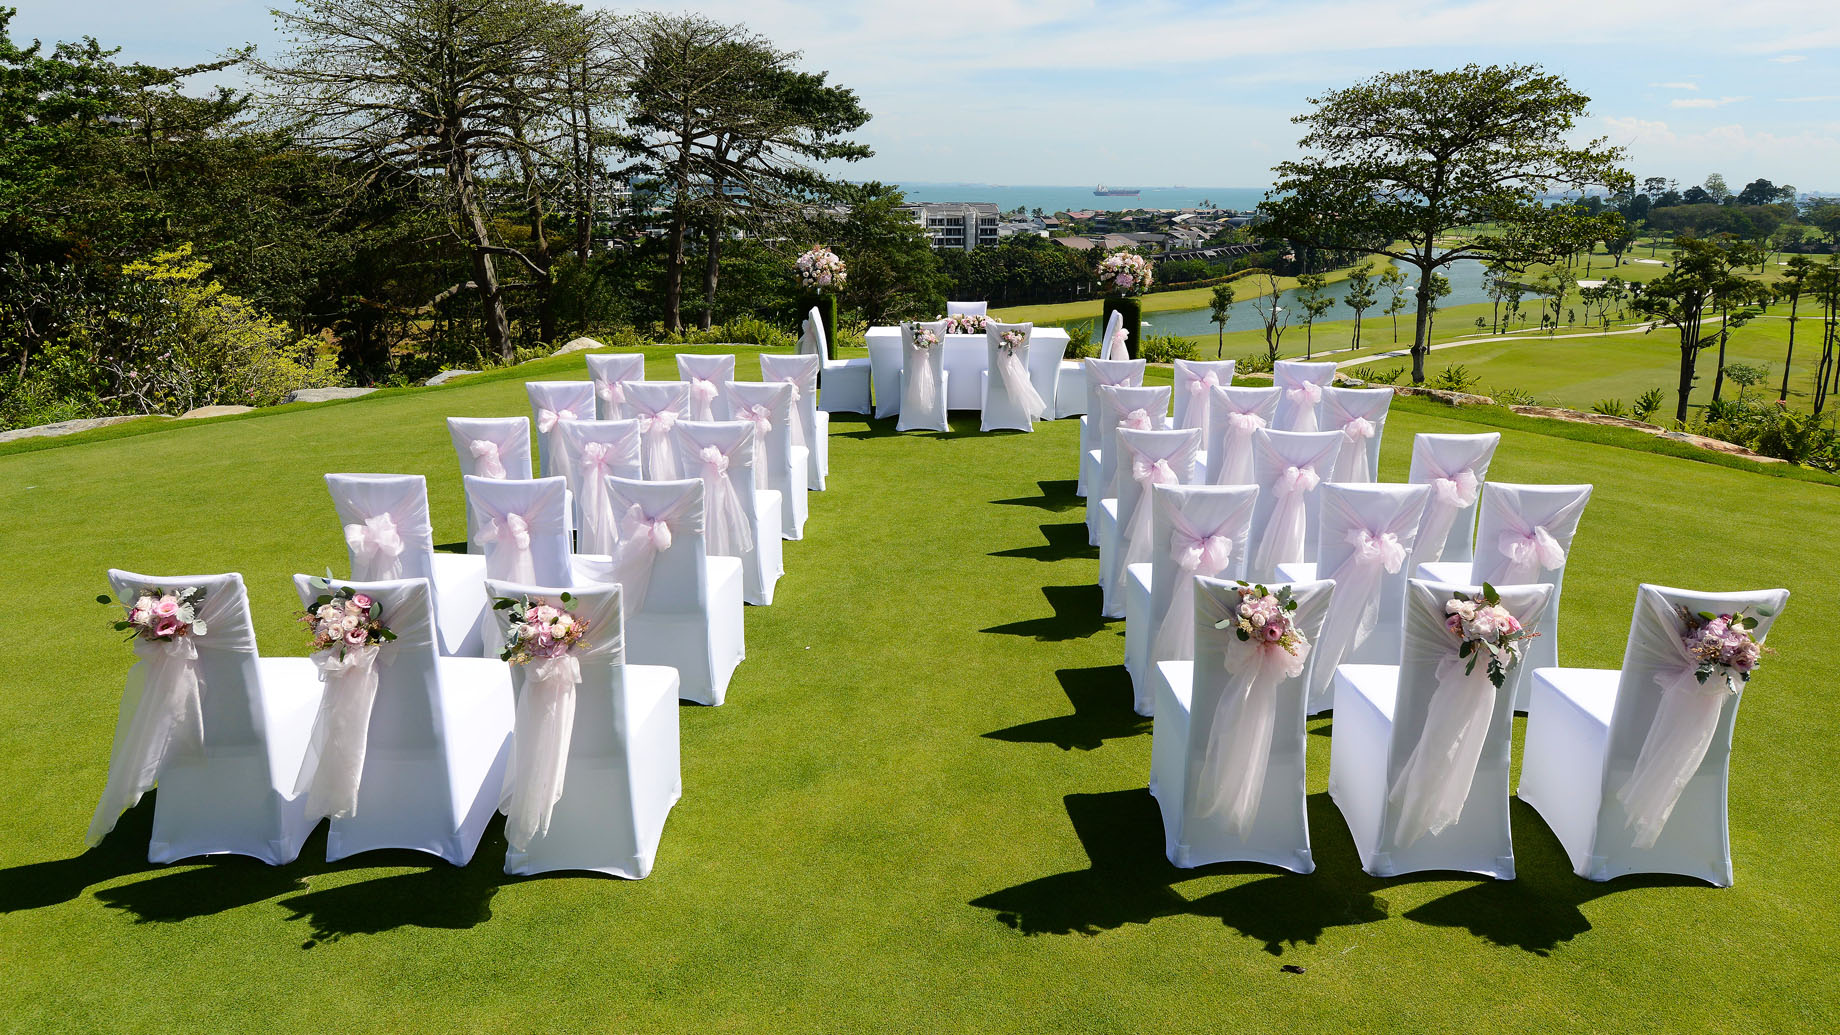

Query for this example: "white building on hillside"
[900,202,1001,251]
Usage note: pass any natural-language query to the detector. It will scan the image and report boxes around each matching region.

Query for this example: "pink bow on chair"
[1273,464,1321,499]
[697,444,730,478]
[1186,370,1222,396]
[1348,527,1406,572]
[688,377,720,419]
[1131,455,1179,488]
[1500,524,1566,576]
[636,409,677,436]
[470,439,507,479]
[537,408,578,433]
[344,514,406,579]
[1173,528,1233,574]
[596,380,626,407]
[477,512,532,550]
[1122,407,1153,432]
[1342,416,1376,442]
[1285,381,1323,407]
[622,505,674,553]
[1225,411,1267,435]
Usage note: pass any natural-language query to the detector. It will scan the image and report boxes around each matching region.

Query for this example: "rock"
[424,369,478,387]
[1508,404,1787,464]
[179,405,253,419]
[552,337,603,356]
[283,387,376,404]
[0,414,157,444]
[1394,385,1495,406]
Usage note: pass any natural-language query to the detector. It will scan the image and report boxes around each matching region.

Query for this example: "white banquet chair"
[1087,384,1171,545]
[981,320,1047,432]
[1204,385,1281,487]
[325,472,490,658]
[88,570,323,864]
[946,300,988,316]
[1273,483,1432,715]
[1076,356,1145,496]
[1024,324,1064,420]
[897,319,952,433]
[1173,359,1236,435]
[1098,309,1129,360]
[1123,484,1259,715]
[726,380,808,540]
[673,419,782,605]
[289,574,513,865]
[448,416,532,554]
[676,353,736,422]
[526,381,595,479]
[622,380,692,480]
[556,420,643,556]
[1417,481,1593,707]
[1244,429,1343,582]
[760,353,827,490]
[483,578,682,878]
[804,305,871,415]
[1328,578,1552,879]
[1149,576,1334,871]
[1407,432,1502,566]
[1098,426,1201,619]
[1519,584,1789,887]
[606,476,746,706]
[1273,359,1337,432]
[465,475,612,604]
[1320,386,1393,482]
[586,353,646,420]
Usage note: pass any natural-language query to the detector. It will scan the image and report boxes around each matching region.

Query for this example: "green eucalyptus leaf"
[98,594,114,605]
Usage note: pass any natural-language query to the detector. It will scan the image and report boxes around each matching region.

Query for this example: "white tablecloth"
[866,327,1070,413]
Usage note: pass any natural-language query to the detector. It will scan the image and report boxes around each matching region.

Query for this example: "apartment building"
[899,201,1002,251]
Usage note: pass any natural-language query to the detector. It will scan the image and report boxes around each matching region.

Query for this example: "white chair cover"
[90,570,318,865]
[1098,309,1128,360]
[1088,384,1171,546]
[1321,386,1393,483]
[1148,576,1333,871]
[465,475,573,587]
[676,353,736,422]
[1077,357,1145,497]
[586,353,646,420]
[1245,429,1342,581]
[673,420,782,606]
[526,381,595,479]
[1273,359,1336,432]
[1328,579,1551,879]
[1302,483,1431,714]
[1407,432,1500,565]
[726,380,808,540]
[1172,359,1235,435]
[484,577,681,877]
[607,476,747,706]
[1204,385,1281,487]
[326,472,490,659]
[804,306,872,415]
[558,420,643,557]
[290,574,513,865]
[1124,483,1258,716]
[898,320,951,433]
[1519,584,1788,886]
[622,381,691,480]
[1101,427,1200,618]
[760,353,826,491]
[449,417,532,555]
[983,320,1046,430]
[946,300,988,316]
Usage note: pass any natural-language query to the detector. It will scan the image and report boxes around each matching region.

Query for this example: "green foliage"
[1632,387,1667,422]
[1237,349,1275,375]
[1488,385,1537,406]
[1140,335,1197,364]
[1062,322,1095,359]
[1591,398,1628,417]
[1347,364,1405,385]
[1751,408,1839,470]
[1428,363,1480,393]
[662,318,798,351]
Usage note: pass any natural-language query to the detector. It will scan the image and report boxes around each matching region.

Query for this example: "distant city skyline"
[12,0,1840,190]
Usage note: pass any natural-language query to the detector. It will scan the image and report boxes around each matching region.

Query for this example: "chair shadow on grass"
[0,792,164,915]
[835,414,987,441]
[989,521,1093,563]
[981,585,1114,642]
[991,479,1082,514]
[970,790,1702,957]
[983,667,1148,751]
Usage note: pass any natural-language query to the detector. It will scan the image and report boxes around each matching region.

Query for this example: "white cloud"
[1597,115,1840,182]
[1768,54,1807,63]
[1670,96,1749,109]
[1778,95,1840,103]
[1650,81,1700,90]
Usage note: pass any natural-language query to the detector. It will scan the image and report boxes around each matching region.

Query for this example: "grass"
[2,345,1837,1032]
[993,254,1392,324]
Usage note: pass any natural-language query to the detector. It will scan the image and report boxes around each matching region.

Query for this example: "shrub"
[1591,398,1628,417]
[1750,407,1839,470]
[1348,364,1405,385]
[1237,349,1274,375]
[1062,322,1095,359]
[1141,334,1197,363]
[1632,387,1666,422]
[1428,363,1479,393]
[1489,385,1537,406]
[662,317,798,351]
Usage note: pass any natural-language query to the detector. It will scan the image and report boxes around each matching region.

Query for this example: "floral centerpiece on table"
[794,246,847,292]
[1445,583,1537,688]
[944,312,988,335]
[1215,582,1310,660]
[300,582,396,659]
[908,323,941,349]
[1097,249,1153,295]
[493,593,590,665]
[997,327,1028,356]
[105,586,207,641]
[1679,606,1772,692]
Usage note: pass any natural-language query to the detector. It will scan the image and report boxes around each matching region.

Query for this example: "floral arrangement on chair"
[794,246,847,292]
[997,327,1028,356]
[1097,250,1153,295]
[944,312,988,335]
[106,586,207,641]
[1215,582,1309,660]
[908,324,941,349]
[1679,606,1772,692]
[493,593,590,665]
[1445,583,1537,688]
[301,582,396,659]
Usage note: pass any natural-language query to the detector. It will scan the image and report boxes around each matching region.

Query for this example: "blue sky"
[13,0,1839,190]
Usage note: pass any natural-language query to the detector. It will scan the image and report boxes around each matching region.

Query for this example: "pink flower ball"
[153,596,180,618]
[1261,623,1284,642]
[344,628,367,646]
[153,616,181,637]
[352,593,373,609]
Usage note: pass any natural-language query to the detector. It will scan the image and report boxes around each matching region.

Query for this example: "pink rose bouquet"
[105,585,207,641]
[1214,582,1309,660]
[1678,606,1772,692]
[1444,583,1537,689]
[794,246,847,291]
[1097,250,1153,296]
[300,582,396,660]
[493,593,590,665]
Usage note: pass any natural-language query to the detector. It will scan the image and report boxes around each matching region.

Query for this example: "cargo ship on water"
[1093,184,1141,196]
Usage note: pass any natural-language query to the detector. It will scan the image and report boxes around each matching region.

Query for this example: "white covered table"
[866,326,1070,415]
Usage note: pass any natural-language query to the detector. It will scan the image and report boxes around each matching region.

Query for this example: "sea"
[892,182,1270,214]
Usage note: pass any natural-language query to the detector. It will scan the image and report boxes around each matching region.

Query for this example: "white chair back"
[526,381,595,479]
[671,419,762,560]
[1469,482,1592,675]
[760,353,821,464]
[557,420,643,556]
[325,473,437,582]
[725,381,797,491]
[1273,359,1337,432]
[464,475,573,586]
[607,476,709,614]
[1081,358,1145,454]
[1145,484,1259,673]
[803,307,834,363]
[1407,432,1501,565]
[623,381,692,479]
[1205,385,1280,486]
[448,416,532,481]
[982,320,1044,430]
[676,354,737,421]
[1304,483,1432,712]
[898,319,951,433]
[586,353,646,420]
[1321,386,1393,482]
[1172,360,1235,433]
[1098,309,1128,360]
[946,300,988,316]
[1245,428,1343,580]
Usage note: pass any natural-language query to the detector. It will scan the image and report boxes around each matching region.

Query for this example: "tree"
[1539,266,1577,335]
[1249,270,1290,365]
[1682,185,1713,206]
[1779,256,1812,401]
[1380,264,1408,343]
[1703,173,1731,204]
[1295,272,1333,358]
[799,181,946,324]
[1260,64,1628,383]
[1738,178,1782,206]
[1208,283,1236,357]
[1342,267,1376,350]
[1632,235,1763,423]
[1721,362,1767,404]
[1603,215,1639,267]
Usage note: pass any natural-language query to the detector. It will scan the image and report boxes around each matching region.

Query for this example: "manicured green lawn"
[995,255,1391,324]
[1,345,1835,1032]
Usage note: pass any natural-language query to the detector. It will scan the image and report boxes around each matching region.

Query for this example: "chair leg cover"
[627,558,746,706]
[1123,563,1155,716]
